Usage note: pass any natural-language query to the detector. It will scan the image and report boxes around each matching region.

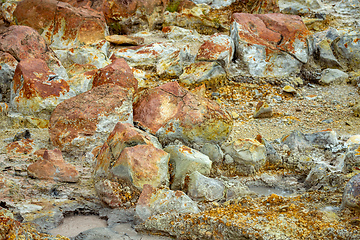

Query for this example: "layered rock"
[133,81,233,146]
[230,13,310,77]
[49,84,133,154]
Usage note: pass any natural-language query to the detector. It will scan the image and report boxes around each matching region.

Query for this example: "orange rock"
[92,58,138,93]
[27,148,79,182]
[105,35,144,45]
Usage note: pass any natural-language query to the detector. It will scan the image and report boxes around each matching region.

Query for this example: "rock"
[91,58,138,93]
[196,33,234,70]
[335,0,360,14]
[347,135,360,145]
[135,184,199,222]
[156,45,193,78]
[27,148,79,182]
[11,58,75,119]
[6,139,36,157]
[230,13,310,77]
[343,150,360,173]
[0,208,67,240]
[162,25,200,41]
[305,129,338,148]
[105,35,144,45]
[223,178,252,200]
[66,67,97,95]
[0,102,9,116]
[342,173,360,210]
[224,154,234,164]
[163,4,221,35]
[253,101,272,118]
[319,68,349,85]
[13,0,108,49]
[222,138,266,175]
[200,143,224,163]
[54,41,111,69]
[103,0,168,33]
[283,85,296,94]
[332,33,360,71]
[164,145,212,190]
[111,144,170,190]
[0,25,68,80]
[187,171,225,201]
[49,84,133,154]
[95,179,141,208]
[0,51,17,102]
[282,129,338,150]
[304,163,329,188]
[279,0,322,15]
[191,0,236,9]
[133,81,233,146]
[179,61,226,88]
[73,227,121,240]
[13,129,31,142]
[353,103,360,117]
[0,0,18,24]
[113,42,179,68]
[94,122,162,179]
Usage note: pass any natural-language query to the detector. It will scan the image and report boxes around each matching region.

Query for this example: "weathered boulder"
[49,84,133,154]
[222,138,266,175]
[200,143,224,163]
[164,145,212,190]
[342,173,360,210]
[95,179,141,208]
[113,42,179,68]
[187,171,225,201]
[332,33,360,71]
[11,58,75,118]
[66,66,97,95]
[230,13,310,77]
[54,40,111,69]
[179,61,226,88]
[162,25,200,41]
[319,68,348,85]
[133,81,233,146]
[13,0,108,49]
[156,45,193,78]
[91,58,138,93]
[27,148,79,182]
[0,25,67,79]
[0,51,17,102]
[135,184,199,222]
[196,33,234,70]
[94,122,162,179]
[111,144,170,190]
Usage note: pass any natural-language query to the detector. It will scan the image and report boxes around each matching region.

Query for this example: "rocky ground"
[1,0,360,239]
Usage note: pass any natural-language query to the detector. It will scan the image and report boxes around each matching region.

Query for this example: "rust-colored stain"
[6,139,34,154]
[179,145,193,154]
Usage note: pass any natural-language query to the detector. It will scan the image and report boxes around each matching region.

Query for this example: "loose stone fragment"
[105,35,144,45]
[253,101,272,118]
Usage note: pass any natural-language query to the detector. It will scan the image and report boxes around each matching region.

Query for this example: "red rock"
[6,139,35,156]
[232,13,310,61]
[111,144,170,190]
[94,122,162,178]
[0,25,66,79]
[14,0,107,47]
[92,58,138,93]
[49,84,133,153]
[11,58,73,117]
[196,33,234,68]
[133,81,233,146]
[27,148,79,182]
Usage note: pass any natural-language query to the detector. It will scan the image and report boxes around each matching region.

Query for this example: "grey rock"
[223,178,252,200]
[187,171,225,201]
[222,139,266,175]
[73,227,122,240]
[200,143,224,163]
[319,68,349,85]
[164,145,212,190]
[304,163,329,188]
[224,154,234,164]
[342,173,360,209]
[332,33,360,70]
[0,52,17,102]
[99,208,135,228]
